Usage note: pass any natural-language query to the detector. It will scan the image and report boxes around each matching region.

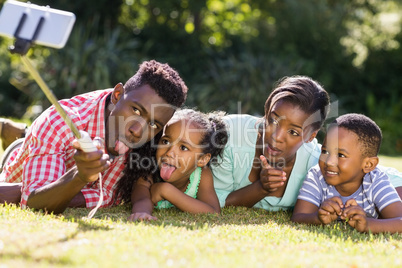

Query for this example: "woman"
[212,76,402,211]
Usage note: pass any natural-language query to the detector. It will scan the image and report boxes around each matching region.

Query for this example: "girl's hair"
[115,132,162,205]
[264,76,330,131]
[115,109,228,204]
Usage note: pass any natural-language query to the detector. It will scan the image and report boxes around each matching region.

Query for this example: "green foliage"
[188,51,305,115]
[0,0,401,154]
[8,18,140,115]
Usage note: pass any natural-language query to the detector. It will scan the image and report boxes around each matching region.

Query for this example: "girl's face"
[156,118,210,186]
[263,100,317,168]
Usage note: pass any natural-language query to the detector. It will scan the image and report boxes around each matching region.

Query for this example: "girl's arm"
[343,199,402,233]
[128,176,157,221]
[194,167,220,213]
[152,167,220,214]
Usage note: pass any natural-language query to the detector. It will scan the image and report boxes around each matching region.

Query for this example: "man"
[0,60,188,214]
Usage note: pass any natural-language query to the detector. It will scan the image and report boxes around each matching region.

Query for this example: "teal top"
[155,167,202,209]
[211,114,402,211]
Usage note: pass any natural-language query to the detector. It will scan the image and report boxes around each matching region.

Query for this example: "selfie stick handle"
[20,56,97,153]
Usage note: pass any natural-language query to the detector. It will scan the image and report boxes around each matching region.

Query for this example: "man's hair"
[330,113,382,157]
[124,60,188,107]
[265,76,330,131]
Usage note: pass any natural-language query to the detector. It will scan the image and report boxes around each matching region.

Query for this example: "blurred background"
[0,0,401,155]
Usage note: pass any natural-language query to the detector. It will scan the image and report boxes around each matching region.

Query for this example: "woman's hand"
[259,155,286,193]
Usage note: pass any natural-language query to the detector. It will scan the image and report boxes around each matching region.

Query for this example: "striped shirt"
[297,165,402,218]
[1,89,127,208]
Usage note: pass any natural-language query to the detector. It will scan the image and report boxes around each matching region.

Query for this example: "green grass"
[1,204,402,267]
[0,147,401,267]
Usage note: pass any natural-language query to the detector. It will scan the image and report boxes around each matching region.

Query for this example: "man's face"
[106,83,175,155]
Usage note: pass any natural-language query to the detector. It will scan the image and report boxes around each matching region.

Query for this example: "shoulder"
[63,89,112,107]
[200,166,213,181]
[305,165,323,182]
[223,114,261,129]
[367,167,389,184]
[223,114,260,148]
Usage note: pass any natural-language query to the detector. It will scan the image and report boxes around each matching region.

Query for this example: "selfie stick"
[8,10,97,153]
[6,4,104,219]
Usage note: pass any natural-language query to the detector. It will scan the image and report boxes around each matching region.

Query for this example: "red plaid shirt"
[2,89,127,208]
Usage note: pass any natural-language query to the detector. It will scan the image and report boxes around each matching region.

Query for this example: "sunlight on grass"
[1,204,402,267]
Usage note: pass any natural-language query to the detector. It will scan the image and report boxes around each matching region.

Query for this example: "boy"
[291,113,402,233]
[0,60,188,214]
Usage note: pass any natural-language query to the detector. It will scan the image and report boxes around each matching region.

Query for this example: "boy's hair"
[264,76,330,131]
[124,60,188,108]
[330,113,382,157]
[173,109,229,165]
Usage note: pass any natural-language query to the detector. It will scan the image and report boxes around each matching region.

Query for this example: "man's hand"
[128,212,157,221]
[72,139,110,183]
[341,198,368,232]
[259,155,286,193]
[318,196,344,224]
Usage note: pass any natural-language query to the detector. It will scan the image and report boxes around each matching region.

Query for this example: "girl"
[119,109,228,221]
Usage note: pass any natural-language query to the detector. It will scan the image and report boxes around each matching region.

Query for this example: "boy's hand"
[318,196,344,224]
[259,155,287,193]
[127,212,157,222]
[342,199,368,232]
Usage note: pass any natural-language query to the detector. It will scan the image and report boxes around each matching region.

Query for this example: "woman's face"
[262,100,317,168]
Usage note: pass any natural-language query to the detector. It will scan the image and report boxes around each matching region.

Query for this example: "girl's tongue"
[114,140,130,155]
[160,163,176,181]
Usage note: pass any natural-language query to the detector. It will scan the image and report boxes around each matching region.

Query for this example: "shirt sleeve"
[296,165,322,208]
[21,154,66,208]
[371,171,402,212]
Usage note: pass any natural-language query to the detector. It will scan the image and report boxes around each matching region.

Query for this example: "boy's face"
[106,83,175,156]
[319,126,366,196]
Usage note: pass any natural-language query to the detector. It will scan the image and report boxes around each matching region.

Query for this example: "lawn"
[1,204,402,267]
[0,148,401,267]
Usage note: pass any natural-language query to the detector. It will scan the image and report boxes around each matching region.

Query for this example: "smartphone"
[0,0,75,49]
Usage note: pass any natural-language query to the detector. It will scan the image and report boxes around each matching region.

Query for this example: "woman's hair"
[264,76,330,131]
[115,108,228,204]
